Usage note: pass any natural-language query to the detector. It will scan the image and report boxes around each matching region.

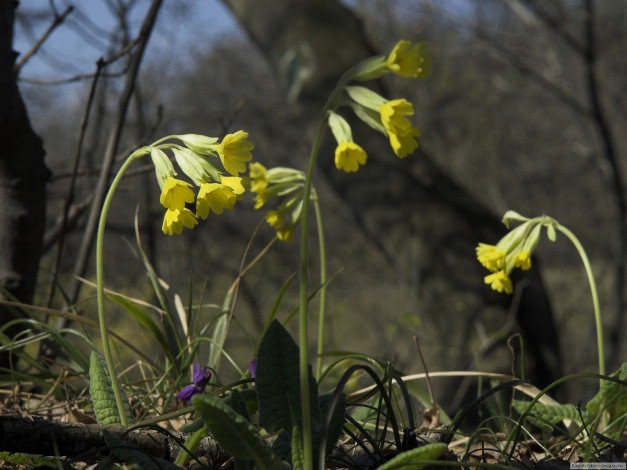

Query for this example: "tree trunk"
[0,415,229,465]
[0,0,50,369]
[224,0,562,393]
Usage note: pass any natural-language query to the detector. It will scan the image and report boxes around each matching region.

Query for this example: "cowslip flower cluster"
[476,211,553,294]
[146,132,253,235]
[177,362,211,404]
[327,39,432,172]
[249,162,307,242]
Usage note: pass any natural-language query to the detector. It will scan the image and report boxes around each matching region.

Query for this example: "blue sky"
[14,1,241,82]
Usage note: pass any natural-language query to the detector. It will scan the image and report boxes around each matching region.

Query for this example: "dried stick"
[0,415,228,465]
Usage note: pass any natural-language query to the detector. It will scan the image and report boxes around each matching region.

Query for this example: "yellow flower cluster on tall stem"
[149,132,253,235]
[323,40,431,173]
[94,131,253,425]
[477,211,605,382]
[285,39,433,470]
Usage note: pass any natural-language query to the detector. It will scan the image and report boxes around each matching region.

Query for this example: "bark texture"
[224,0,562,392]
[0,0,50,369]
[0,415,228,465]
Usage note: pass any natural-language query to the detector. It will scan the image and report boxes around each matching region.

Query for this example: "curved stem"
[299,113,328,470]
[313,196,327,381]
[555,224,605,379]
[96,152,144,426]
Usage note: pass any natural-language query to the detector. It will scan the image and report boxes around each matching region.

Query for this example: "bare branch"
[12,5,74,75]
[65,0,164,308]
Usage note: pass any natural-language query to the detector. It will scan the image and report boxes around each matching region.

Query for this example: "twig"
[48,58,105,311]
[413,335,436,407]
[12,5,74,75]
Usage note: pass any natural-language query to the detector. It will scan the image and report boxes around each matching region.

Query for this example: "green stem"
[313,196,327,381]
[298,114,328,470]
[96,151,144,426]
[174,424,208,466]
[555,224,605,379]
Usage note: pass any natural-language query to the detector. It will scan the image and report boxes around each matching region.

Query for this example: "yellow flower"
[217,131,254,176]
[389,127,420,158]
[335,141,368,172]
[484,270,513,295]
[196,183,236,219]
[162,208,198,235]
[250,165,268,195]
[160,177,195,211]
[513,250,532,271]
[221,176,248,198]
[254,191,268,209]
[386,40,432,79]
[476,243,506,272]
[380,99,420,158]
[277,228,293,242]
[266,210,283,229]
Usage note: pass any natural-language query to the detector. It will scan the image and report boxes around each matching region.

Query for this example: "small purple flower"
[250,359,257,379]
[177,362,211,404]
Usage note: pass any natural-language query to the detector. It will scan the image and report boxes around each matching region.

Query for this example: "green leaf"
[257,320,321,433]
[209,289,234,369]
[271,430,292,462]
[108,294,177,367]
[319,392,346,460]
[513,399,581,427]
[192,394,288,470]
[89,351,133,425]
[291,425,305,470]
[178,416,205,433]
[0,451,63,468]
[587,362,627,424]
[230,389,252,422]
[374,443,449,470]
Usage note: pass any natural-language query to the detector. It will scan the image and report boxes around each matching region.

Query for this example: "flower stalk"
[298,112,328,470]
[96,151,145,426]
[554,224,605,379]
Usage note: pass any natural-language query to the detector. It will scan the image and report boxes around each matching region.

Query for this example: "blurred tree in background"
[6,0,625,408]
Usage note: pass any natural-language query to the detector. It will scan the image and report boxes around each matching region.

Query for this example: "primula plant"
[91,130,253,425]
[82,36,626,470]
[89,39,438,469]
[476,211,606,379]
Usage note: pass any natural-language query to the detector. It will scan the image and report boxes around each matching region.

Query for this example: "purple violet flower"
[177,362,211,404]
[250,359,257,379]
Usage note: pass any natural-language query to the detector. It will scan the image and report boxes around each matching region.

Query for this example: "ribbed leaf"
[587,362,627,424]
[375,443,448,470]
[89,351,133,425]
[513,399,581,427]
[257,320,321,433]
[192,394,288,470]
[290,425,305,470]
